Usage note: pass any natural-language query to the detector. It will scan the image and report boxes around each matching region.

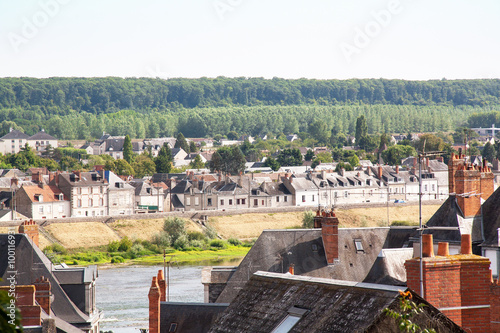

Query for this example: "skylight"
[354,239,364,252]
[271,307,309,333]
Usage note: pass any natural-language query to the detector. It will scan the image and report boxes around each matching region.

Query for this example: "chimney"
[7,285,42,327]
[460,234,472,255]
[314,211,339,264]
[378,166,383,179]
[49,172,55,185]
[321,170,326,180]
[366,167,371,176]
[94,165,105,172]
[288,264,295,275]
[11,177,18,188]
[157,270,166,302]
[405,235,492,331]
[32,172,43,184]
[437,242,449,256]
[148,277,160,333]
[422,234,434,257]
[18,220,39,247]
[34,276,51,315]
[395,165,399,174]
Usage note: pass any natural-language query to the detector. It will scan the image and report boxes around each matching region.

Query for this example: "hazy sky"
[1,0,499,80]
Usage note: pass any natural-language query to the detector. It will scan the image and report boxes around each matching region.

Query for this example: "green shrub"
[107,240,120,252]
[128,244,145,258]
[188,231,206,242]
[151,232,172,247]
[227,238,241,246]
[242,239,256,247]
[118,237,133,252]
[209,239,227,249]
[163,217,187,243]
[72,260,79,265]
[189,239,206,249]
[111,256,125,263]
[391,220,414,226]
[302,210,315,228]
[204,225,218,239]
[44,243,67,254]
[173,234,189,250]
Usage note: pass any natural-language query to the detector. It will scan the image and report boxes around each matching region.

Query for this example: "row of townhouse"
[0,129,58,155]
[169,162,450,211]
[12,170,168,219]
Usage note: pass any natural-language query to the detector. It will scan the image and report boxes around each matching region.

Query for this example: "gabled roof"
[209,271,464,333]
[214,227,417,304]
[160,302,228,333]
[479,186,500,247]
[20,185,67,203]
[0,129,30,140]
[28,130,57,141]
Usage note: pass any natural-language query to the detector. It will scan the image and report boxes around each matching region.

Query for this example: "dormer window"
[58,194,64,201]
[35,194,43,202]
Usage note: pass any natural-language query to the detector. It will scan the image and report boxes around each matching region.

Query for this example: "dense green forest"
[1,77,500,140]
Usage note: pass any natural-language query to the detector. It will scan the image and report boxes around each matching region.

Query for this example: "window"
[99,198,103,206]
[208,198,213,206]
[90,187,93,194]
[302,195,306,203]
[39,206,44,213]
[78,187,82,194]
[186,197,191,206]
[432,184,435,191]
[77,199,82,207]
[237,199,241,205]
[271,307,309,333]
[354,239,364,252]
[254,199,258,206]
[195,197,199,206]
[241,198,246,205]
[424,184,428,192]
[169,323,178,333]
[89,199,93,207]
[284,196,288,202]
[261,200,264,205]
[312,195,315,202]
[229,199,233,205]
[220,199,224,205]
[344,191,348,198]
[276,196,280,202]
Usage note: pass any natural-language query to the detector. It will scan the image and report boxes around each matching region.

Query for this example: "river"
[96,265,205,333]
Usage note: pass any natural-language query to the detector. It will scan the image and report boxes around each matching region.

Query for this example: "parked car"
[394,199,405,203]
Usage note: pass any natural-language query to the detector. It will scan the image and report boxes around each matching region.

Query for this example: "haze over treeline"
[1,77,500,140]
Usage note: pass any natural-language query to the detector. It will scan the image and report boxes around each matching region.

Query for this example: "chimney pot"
[288,264,295,275]
[422,234,434,257]
[437,242,449,256]
[460,234,472,255]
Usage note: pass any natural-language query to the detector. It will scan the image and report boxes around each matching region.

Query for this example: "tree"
[416,134,445,152]
[304,149,315,161]
[163,217,187,244]
[189,154,205,169]
[209,146,246,175]
[335,161,353,172]
[132,154,156,178]
[123,134,134,163]
[264,156,280,171]
[355,115,368,145]
[316,152,333,163]
[308,120,330,144]
[482,141,495,162]
[227,131,239,140]
[382,145,417,165]
[155,143,173,173]
[174,132,189,153]
[114,159,135,176]
[277,148,303,166]
[189,141,197,153]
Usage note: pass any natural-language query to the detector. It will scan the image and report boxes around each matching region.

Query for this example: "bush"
[163,217,187,243]
[111,256,125,263]
[127,244,145,258]
[189,239,205,249]
[44,243,67,254]
[391,220,414,226]
[302,210,315,228]
[188,231,207,242]
[242,239,256,247]
[227,238,241,246]
[209,239,227,249]
[151,232,172,248]
[118,237,133,252]
[107,241,120,252]
[204,225,218,239]
[173,234,189,250]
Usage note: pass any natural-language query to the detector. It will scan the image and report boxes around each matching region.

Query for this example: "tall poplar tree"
[123,134,133,163]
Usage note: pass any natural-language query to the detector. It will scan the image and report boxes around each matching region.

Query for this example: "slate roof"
[478,186,500,247]
[214,227,417,303]
[105,138,125,152]
[28,130,57,141]
[160,302,228,333]
[209,272,464,333]
[0,129,30,140]
[58,172,108,187]
[0,234,93,331]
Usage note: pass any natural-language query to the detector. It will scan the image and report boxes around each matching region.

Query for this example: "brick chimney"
[157,270,166,302]
[378,166,383,180]
[148,276,160,333]
[405,234,492,332]
[288,264,295,275]
[18,220,39,247]
[32,172,43,184]
[94,165,105,172]
[395,165,399,174]
[314,210,339,265]
[0,285,42,327]
[34,276,51,315]
[448,153,494,218]
[11,177,19,188]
